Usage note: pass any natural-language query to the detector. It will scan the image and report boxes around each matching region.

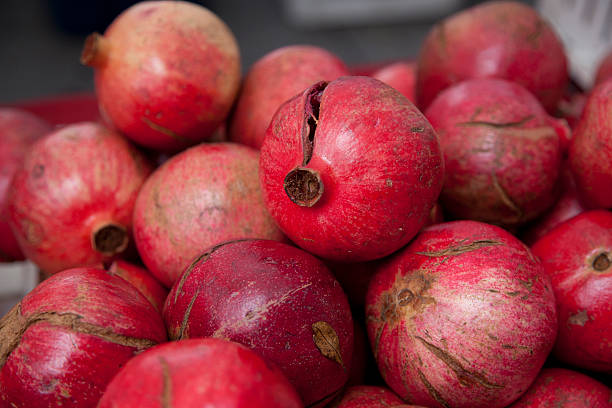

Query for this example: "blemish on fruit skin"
[386,179,393,187]
[568,310,590,327]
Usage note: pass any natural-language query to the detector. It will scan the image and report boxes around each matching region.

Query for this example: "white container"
[0,261,39,315]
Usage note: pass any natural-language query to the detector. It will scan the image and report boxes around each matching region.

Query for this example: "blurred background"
[0,0,538,104]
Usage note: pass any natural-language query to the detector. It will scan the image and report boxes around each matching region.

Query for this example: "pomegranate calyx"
[283,167,323,207]
[92,222,129,256]
[593,252,610,272]
[81,32,109,67]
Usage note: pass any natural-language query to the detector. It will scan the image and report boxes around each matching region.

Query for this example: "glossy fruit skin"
[416,1,567,112]
[133,143,284,288]
[366,221,557,408]
[521,166,587,245]
[97,338,302,408]
[508,368,612,408]
[7,122,151,275]
[164,239,353,407]
[329,385,412,408]
[85,1,241,151]
[260,76,444,262]
[107,260,168,312]
[0,108,51,262]
[425,78,564,229]
[372,61,416,103]
[569,79,612,209]
[531,210,612,372]
[229,45,349,149]
[0,267,167,408]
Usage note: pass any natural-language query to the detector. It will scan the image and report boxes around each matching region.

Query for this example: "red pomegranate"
[0,267,167,408]
[595,51,612,86]
[330,385,419,408]
[531,210,612,372]
[0,108,51,262]
[425,78,566,229]
[508,368,612,407]
[107,260,168,312]
[7,122,151,275]
[366,221,557,408]
[521,166,587,245]
[229,45,349,149]
[569,78,612,209]
[416,1,567,112]
[81,1,241,151]
[97,338,302,408]
[260,76,444,262]
[163,239,353,407]
[133,143,284,287]
[371,61,416,102]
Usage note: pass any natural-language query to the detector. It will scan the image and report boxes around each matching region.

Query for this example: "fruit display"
[1,0,612,407]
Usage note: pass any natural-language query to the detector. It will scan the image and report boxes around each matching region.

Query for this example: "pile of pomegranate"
[1,1,611,407]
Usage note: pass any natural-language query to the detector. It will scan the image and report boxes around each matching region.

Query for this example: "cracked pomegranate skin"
[425,78,564,229]
[107,260,168,313]
[133,143,285,288]
[97,338,302,408]
[163,239,353,407]
[83,1,241,151]
[0,108,51,262]
[229,45,349,149]
[569,79,612,209]
[366,220,556,408]
[531,210,612,372]
[0,267,167,408]
[508,368,612,408]
[416,1,568,112]
[259,76,444,262]
[6,122,152,275]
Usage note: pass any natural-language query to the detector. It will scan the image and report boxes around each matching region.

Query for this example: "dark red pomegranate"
[569,78,612,209]
[330,385,418,408]
[7,122,151,275]
[531,210,612,372]
[260,76,444,262]
[163,239,353,407]
[133,143,284,288]
[508,368,612,407]
[416,1,568,112]
[229,45,349,149]
[366,221,557,408]
[0,108,51,262]
[107,260,168,312]
[97,338,302,408]
[521,166,587,245]
[371,61,416,102]
[425,78,566,229]
[0,267,167,408]
[81,1,241,151]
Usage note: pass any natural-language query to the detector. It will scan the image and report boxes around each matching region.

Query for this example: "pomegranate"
[569,78,612,209]
[260,76,444,262]
[508,368,612,407]
[366,221,557,408]
[521,166,587,245]
[371,61,416,102]
[0,108,51,262]
[81,1,241,151]
[97,338,302,408]
[133,143,284,287]
[328,260,378,310]
[330,386,415,408]
[0,267,167,408]
[7,122,151,275]
[163,239,353,407]
[229,45,349,149]
[416,1,568,112]
[107,260,168,312]
[425,78,566,229]
[595,51,612,86]
[531,210,612,372]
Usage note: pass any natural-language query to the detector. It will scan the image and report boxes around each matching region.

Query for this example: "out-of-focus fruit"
[372,61,416,102]
[107,260,168,312]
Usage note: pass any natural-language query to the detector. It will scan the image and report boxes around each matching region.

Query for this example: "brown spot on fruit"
[159,357,172,408]
[312,321,344,370]
[593,252,610,272]
[284,167,323,207]
[417,368,450,408]
[568,310,590,327]
[416,239,502,257]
